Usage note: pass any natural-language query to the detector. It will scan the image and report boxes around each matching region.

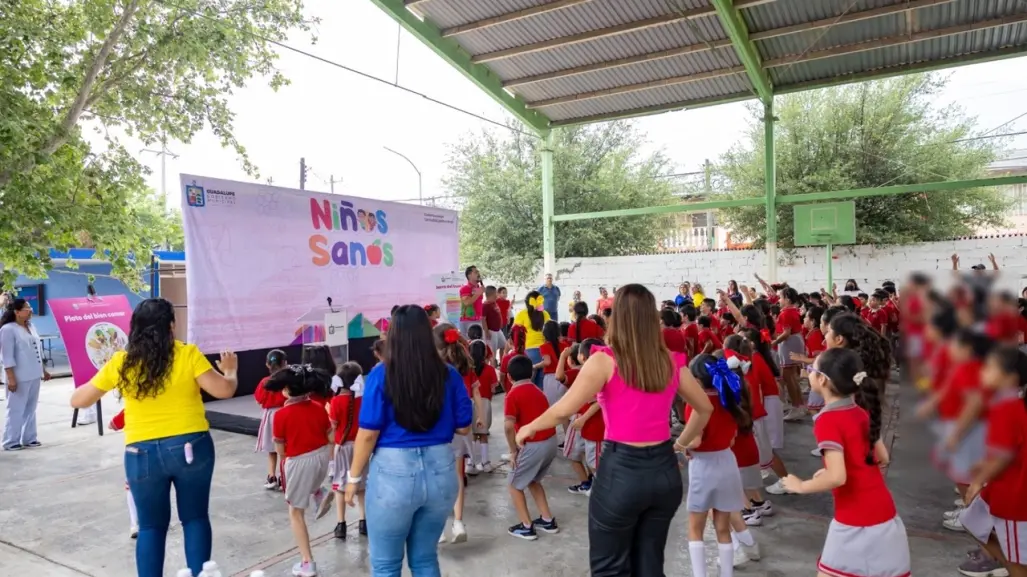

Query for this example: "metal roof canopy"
[368,0,1027,278]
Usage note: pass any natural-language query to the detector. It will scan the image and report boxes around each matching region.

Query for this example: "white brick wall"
[498,236,1027,308]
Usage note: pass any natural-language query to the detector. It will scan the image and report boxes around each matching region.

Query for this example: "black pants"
[588,440,683,577]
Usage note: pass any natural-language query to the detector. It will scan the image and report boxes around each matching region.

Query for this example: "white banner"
[181,175,459,352]
[430,271,466,325]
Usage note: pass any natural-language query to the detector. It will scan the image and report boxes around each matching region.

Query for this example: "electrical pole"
[704,158,714,249]
[329,174,343,194]
[141,143,179,207]
[300,157,307,190]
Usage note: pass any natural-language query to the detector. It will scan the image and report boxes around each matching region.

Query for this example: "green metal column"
[763,100,778,281]
[541,130,556,275]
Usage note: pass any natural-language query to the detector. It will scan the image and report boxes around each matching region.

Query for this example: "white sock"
[718,543,734,577]
[471,441,481,465]
[731,532,739,549]
[688,541,706,577]
[734,528,755,547]
[126,489,138,528]
[480,441,489,464]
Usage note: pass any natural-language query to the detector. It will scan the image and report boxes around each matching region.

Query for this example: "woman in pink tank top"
[516,284,714,577]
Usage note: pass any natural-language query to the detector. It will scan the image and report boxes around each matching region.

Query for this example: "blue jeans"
[366,443,458,577]
[525,347,544,389]
[125,431,215,577]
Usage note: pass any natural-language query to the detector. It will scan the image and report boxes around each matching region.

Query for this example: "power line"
[155,0,534,137]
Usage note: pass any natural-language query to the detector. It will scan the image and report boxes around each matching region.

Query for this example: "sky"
[123,0,1027,208]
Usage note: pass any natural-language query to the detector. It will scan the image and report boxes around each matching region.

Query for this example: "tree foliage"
[716,74,1010,247]
[0,0,313,289]
[446,122,677,282]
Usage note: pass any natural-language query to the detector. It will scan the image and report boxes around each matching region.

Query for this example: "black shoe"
[532,517,559,534]
[25,441,41,448]
[358,519,368,536]
[333,522,346,540]
[508,523,538,541]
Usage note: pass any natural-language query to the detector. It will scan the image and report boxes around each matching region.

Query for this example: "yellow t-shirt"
[93,341,214,444]
[692,292,706,308]
[513,309,551,349]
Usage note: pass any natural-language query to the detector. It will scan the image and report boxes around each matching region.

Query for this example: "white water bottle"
[175,570,193,577]
[201,561,222,577]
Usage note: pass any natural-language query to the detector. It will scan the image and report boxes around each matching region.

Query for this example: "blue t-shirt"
[358,363,473,448]
[538,285,561,314]
[674,294,688,307]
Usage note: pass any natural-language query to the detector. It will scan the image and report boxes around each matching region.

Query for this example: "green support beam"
[763,100,778,280]
[777,175,1027,204]
[710,0,773,104]
[541,131,556,274]
[552,197,765,222]
[367,0,551,133]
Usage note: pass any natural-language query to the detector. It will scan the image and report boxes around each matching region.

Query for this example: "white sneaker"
[811,447,823,457]
[955,497,966,507]
[943,517,966,532]
[742,509,763,526]
[474,462,485,473]
[944,508,964,520]
[741,540,761,561]
[480,461,492,472]
[77,416,97,425]
[130,525,138,539]
[765,479,793,495]
[500,453,511,462]
[751,500,774,516]
[439,528,447,544]
[467,463,480,476]
[731,545,750,567]
[451,520,467,543]
[784,408,806,422]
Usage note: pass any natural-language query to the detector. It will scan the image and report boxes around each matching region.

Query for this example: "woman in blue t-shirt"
[345,304,473,576]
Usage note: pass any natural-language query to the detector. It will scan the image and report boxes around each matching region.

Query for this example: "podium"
[295,306,351,367]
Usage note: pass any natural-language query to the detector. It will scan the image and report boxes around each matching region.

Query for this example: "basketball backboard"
[793,201,856,246]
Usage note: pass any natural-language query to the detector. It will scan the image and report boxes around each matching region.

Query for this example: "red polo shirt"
[504,383,556,442]
[981,392,1027,520]
[273,397,331,458]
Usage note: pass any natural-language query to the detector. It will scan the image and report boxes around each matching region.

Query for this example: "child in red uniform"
[505,355,559,540]
[719,312,738,343]
[437,327,482,543]
[697,315,723,354]
[268,365,335,577]
[568,301,604,342]
[425,304,441,328]
[560,340,605,495]
[301,344,336,408]
[701,298,722,332]
[469,340,499,472]
[496,287,513,328]
[680,307,700,358]
[723,338,773,524]
[255,349,289,490]
[789,307,827,414]
[683,354,752,577]
[918,329,990,530]
[739,327,791,496]
[782,348,910,577]
[329,362,364,541]
[500,325,527,395]
[661,309,687,354]
[539,321,567,407]
[864,291,891,336]
[960,346,1027,577]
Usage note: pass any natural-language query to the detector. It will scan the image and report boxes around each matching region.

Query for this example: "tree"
[716,74,1010,248]
[0,0,313,289]
[446,122,677,282]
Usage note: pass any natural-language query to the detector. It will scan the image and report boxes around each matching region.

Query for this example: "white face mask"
[725,355,751,374]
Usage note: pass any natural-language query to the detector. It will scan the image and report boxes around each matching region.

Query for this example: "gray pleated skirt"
[686,449,745,513]
[542,373,565,407]
[254,407,278,453]
[330,441,363,491]
[818,516,911,577]
[778,334,805,367]
[452,431,474,460]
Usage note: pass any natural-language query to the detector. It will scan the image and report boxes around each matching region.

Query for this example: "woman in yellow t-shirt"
[512,290,550,389]
[70,298,238,577]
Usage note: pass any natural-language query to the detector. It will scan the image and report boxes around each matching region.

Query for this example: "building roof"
[988,148,1027,172]
[377,0,1027,130]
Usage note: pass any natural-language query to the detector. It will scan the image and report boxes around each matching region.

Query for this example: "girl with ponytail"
[568,300,604,342]
[469,339,499,472]
[782,347,909,577]
[255,349,289,490]
[683,353,752,576]
[738,327,792,497]
[329,362,365,540]
[499,325,527,394]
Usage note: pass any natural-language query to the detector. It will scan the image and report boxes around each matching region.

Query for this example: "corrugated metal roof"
[385,0,1027,127]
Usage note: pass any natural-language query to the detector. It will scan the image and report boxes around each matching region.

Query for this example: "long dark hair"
[524,290,544,331]
[0,298,28,329]
[302,344,337,377]
[509,324,526,355]
[263,364,333,400]
[739,327,780,377]
[542,320,561,357]
[385,305,448,432]
[573,300,589,342]
[828,313,892,383]
[437,325,473,375]
[816,347,881,465]
[690,353,752,433]
[753,298,776,335]
[117,298,177,400]
[469,339,488,377]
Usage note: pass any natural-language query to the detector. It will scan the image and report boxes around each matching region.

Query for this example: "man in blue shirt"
[537,274,561,322]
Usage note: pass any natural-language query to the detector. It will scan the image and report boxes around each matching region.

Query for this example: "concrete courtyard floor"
[0,378,973,576]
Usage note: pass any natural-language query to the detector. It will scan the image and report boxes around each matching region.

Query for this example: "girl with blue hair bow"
[681,354,754,577]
